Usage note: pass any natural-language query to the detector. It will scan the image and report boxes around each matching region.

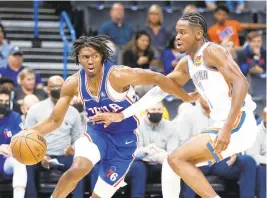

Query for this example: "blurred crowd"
[0,0,266,198]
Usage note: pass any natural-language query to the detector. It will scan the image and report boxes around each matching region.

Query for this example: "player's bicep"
[204,44,247,83]
[167,57,190,86]
[112,66,161,86]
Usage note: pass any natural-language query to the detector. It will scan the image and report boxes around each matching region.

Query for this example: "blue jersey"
[0,111,22,175]
[78,61,139,133]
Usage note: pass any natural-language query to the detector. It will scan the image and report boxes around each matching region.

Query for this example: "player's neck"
[87,69,103,84]
[188,41,205,59]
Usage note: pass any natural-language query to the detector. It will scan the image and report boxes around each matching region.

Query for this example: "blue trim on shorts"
[206,142,221,163]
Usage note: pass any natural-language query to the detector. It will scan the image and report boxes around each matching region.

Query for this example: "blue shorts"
[86,126,138,186]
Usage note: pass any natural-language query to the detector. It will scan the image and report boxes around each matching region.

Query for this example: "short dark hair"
[179,12,208,42]
[0,86,11,96]
[70,35,113,65]
[215,5,230,14]
[0,77,14,86]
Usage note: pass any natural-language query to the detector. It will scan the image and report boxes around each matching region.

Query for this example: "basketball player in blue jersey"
[90,13,259,198]
[14,35,194,198]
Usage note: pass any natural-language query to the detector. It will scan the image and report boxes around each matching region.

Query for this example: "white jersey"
[187,42,256,121]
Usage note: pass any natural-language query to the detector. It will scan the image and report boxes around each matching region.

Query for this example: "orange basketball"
[10,130,47,165]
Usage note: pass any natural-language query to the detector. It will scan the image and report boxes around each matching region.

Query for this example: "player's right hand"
[41,155,51,169]
[0,144,12,157]
[88,112,124,128]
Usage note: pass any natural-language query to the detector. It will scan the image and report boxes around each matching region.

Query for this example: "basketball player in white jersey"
[89,12,258,198]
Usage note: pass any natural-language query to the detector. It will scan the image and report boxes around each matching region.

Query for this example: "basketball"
[10,130,47,165]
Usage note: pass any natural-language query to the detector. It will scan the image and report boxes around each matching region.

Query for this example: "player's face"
[78,47,103,78]
[214,10,228,25]
[175,20,196,54]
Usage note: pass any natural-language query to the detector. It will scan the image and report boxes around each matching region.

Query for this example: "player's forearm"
[123,86,167,119]
[155,74,191,102]
[224,78,249,130]
[30,117,61,135]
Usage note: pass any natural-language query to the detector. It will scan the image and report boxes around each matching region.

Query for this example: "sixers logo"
[3,129,12,138]
[106,166,118,182]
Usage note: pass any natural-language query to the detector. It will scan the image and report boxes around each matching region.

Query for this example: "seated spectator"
[208,5,266,46]
[221,38,248,75]
[14,68,47,105]
[244,31,266,77]
[183,4,198,14]
[0,77,21,113]
[205,0,245,12]
[99,3,134,46]
[246,107,266,198]
[24,75,84,198]
[0,24,13,68]
[144,4,171,56]
[0,86,27,198]
[123,30,155,69]
[0,46,43,88]
[177,95,257,198]
[161,36,185,75]
[20,94,39,124]
[90,102,178,198]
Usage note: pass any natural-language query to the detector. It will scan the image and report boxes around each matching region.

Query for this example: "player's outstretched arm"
[204,44,249,152]
[110,64,192,101]
[89,59,194,126]
[30,75,78,135]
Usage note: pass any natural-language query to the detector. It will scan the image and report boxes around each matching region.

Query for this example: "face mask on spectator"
[0,103,10,115]
[147,112,162,124]
[50,89,61,100]
[72,103,84,113]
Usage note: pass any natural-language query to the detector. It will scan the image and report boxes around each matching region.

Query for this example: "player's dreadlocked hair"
[179,12,208,42]
[70,35,113,65]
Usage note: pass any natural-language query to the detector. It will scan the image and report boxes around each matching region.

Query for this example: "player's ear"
[196,29,203,41]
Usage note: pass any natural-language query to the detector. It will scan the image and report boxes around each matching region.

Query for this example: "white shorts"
[201,110,257,164]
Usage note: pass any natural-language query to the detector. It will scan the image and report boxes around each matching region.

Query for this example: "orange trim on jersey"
[113,176,126,187]
[224,78,233,97]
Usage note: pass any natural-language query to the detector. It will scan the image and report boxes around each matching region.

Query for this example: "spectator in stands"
[244,31,266,77]
[205,0,245,12]
[0,24,13,68]
[24,75,84,198]
[144,4,171,56]
[221,38,248,75]
[0,86,27,198]
[20,94,39,124]
[123,30,155,69]
[183,4,198,14]
[14,68,47,105]
[99,3,134,46]
[208,5,266,46]
[90,102,178,198]
[0,46,43,88]
[246,107,266,198]
[178,95,257,198]
[0,77,21,114]
[161,36,185,75]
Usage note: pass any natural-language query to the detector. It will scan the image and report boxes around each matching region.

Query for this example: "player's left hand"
[88,112,124,128]
[187,91,199,103]
[226,154,237,166]
[213,127,231,153]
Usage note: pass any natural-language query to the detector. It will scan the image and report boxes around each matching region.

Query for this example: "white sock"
[162,158,181,198]
[13,188,25,198]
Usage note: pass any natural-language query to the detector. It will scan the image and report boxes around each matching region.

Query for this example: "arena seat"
[0,175,12,198]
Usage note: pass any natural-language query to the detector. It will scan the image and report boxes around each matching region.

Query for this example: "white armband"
[122,86,168,119]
